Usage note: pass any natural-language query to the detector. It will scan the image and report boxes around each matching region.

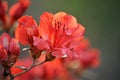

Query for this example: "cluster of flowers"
[15,12,100,66]
[0,0,100,80]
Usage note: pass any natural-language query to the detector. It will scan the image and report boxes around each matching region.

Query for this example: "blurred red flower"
[0,0,7,24]
[63,38,100,73]
[9,0,30,25]
[74,38,100,68]
[0,33,20,68]
[0,0,30,30]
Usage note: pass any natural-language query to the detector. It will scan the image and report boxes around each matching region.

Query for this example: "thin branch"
[9,69,14,80]
[13,60,47,78]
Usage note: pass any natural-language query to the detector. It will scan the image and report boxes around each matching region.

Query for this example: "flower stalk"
[13,59,47,78]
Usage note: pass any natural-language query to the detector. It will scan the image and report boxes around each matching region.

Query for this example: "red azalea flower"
[0,33,20,68]
[75,38,100,68]
[9,0,30,25]
[15,16,45,59]
[79,48,100,68]
[64,38,100,71]
[15,16,39,45]
[0,0,30,30]
[34,12,85,58]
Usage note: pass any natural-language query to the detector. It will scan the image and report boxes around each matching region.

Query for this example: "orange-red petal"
[0,45,7,60]
[33,36,50,50]
[9,39,20,56]
[0,33,10,50]
[9,0,30,24]
[15,16,39,45]
[39,12,54,42]
[15,25,29,45]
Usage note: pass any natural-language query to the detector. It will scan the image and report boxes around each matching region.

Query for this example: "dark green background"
[7,0,120,80]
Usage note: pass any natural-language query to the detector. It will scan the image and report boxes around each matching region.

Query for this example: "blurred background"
[6,0,120,80]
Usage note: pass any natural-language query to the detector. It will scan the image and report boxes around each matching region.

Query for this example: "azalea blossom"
[15,16,49,59]
[73,38,100,68]
[63,38,100,74]
[15,16,39,45]
[34,12,85,59]
[15,12,85,59]
[0,33,20,68]
[9,0,30,25]
[0,0,30,30]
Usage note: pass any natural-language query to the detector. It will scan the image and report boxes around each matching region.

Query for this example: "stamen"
[63,27,65,31]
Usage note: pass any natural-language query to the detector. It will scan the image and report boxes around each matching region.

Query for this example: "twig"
[13,59,47,78]
[8,69,14,80]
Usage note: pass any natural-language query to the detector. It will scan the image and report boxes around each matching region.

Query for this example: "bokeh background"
[6,0,120,80]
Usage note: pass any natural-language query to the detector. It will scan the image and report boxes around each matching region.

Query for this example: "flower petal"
[15,24,29,45]
[0,1,7,23]
[2,1,8,12]
[0,45,7,60]
[64,15,78,35]
[0,33,10,50]
[33,36,50,50]
[39,12,54,42]
[90,49,100,67]
[15,16,39,45]
[9,39,20,56]
[52,48,78,59]
[9,0,30,24]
